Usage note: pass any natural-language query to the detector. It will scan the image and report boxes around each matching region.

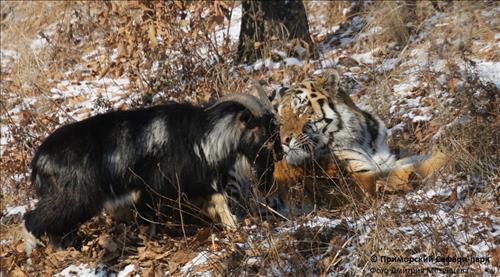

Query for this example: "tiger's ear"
[321,70,340,98]
[269,86,288,106]
[325,71,340,87]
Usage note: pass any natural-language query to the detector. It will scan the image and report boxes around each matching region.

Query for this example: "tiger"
[224,75,446,218]
[270,72,447,198]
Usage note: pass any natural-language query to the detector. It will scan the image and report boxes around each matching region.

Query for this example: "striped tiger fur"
[272,72,446,197]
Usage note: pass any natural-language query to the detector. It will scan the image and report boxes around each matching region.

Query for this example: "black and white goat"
[23,93,282,254]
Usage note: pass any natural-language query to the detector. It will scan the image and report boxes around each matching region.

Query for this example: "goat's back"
[31,103,207,196]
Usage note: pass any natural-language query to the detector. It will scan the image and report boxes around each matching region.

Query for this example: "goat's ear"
[238,109,257,128]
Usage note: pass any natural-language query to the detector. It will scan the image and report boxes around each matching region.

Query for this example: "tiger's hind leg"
[380,151,447,193]
[350,171,379,198]
[413,151,447,178]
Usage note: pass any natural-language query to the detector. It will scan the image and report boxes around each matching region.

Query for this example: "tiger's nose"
[281,135,292,146]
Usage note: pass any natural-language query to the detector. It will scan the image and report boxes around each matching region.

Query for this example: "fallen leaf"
[193,228,211,244]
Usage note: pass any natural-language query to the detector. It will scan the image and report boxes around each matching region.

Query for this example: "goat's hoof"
[220,214,238,230]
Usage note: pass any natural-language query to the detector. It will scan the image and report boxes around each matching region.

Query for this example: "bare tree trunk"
[236,0,314,64]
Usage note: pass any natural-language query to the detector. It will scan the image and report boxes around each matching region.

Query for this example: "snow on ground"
[213,4,242,45]
[188,3,499,274]
[48,77,136,121]
[180,251,212,276]
[350,50,376,65]
[277,216,343,234]
[4,205,28,217]
[55,263,136,277]
[475,61,500,88]
[55,264,107,277]
[0,49,19,71]
[2,199,37,219]
[1,2,499,276]
[116,264,136,277]
[227,176,499,275]
[245,56,305,72]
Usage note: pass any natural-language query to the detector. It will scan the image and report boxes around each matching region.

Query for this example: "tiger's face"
[273,73,394,175]
[274,79,336,165]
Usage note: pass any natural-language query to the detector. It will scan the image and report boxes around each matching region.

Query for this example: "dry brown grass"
[1,1,498,275]
[305,1,352,32]
[345,2,499,274]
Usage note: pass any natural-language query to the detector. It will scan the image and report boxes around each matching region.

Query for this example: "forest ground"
[1,1,499,276]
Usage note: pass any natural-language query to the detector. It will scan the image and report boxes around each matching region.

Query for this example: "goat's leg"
[205,193,237,229]
[23,193,103,255]
[132,191,162,238]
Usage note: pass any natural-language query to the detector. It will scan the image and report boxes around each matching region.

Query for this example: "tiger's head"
[272,73,342,165]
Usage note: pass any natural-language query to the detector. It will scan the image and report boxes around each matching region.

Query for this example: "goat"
[23,93,283,255]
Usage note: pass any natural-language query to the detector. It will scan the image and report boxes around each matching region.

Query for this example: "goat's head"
[214,93,283,163]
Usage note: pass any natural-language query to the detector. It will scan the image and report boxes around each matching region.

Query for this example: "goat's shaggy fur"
[23,98,281,254]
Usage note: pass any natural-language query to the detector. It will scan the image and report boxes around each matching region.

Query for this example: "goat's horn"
[252,81,274,111]
[253,80,280,122]
[214,93,268,117]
